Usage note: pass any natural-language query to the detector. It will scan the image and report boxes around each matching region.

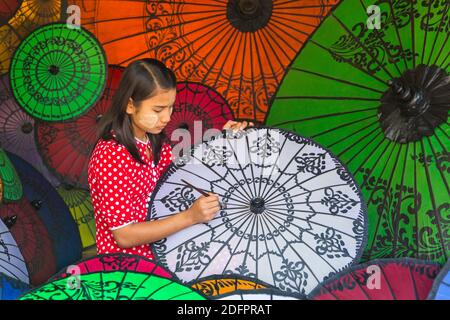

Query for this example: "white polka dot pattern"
[88,133,172,259]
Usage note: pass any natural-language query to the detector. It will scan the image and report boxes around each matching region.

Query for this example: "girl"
[88,58,253,259]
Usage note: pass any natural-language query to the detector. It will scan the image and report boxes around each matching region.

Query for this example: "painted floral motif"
[295,153,326,175]
[150,128,367,295]
[175,241,212,273]
[321,187,359,214]
[249,133,281,158]
[160,186,196,212]
[201,145,233,166]
[274,258,309,294]
[225,264,257,278]
[315,228,350,259]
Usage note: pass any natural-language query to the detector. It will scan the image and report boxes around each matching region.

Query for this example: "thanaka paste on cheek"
[136,113,159,130]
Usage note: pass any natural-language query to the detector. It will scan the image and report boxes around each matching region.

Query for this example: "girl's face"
[127,89,176,135]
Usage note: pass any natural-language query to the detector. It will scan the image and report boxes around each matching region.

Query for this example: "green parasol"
[265,0,449,264]
[10,23,107,121]
[0,148,22,201]
[20,271,206,300]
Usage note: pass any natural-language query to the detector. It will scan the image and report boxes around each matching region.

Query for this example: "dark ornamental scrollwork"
[160,186,196,212]
[314,227,350,259]
[175,241,212,273]
[273,258,309,295]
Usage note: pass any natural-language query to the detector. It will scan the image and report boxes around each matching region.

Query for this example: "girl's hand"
[222,120,254,133]
[186,192,220,225]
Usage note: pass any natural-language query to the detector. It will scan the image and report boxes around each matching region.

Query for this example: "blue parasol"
[6,152,82,270]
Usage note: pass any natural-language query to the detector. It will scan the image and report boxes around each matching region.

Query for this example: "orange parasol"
[72,0,339,122]
[0,0,61,74]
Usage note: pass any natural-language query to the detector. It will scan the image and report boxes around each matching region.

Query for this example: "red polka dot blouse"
[88,131,172,259]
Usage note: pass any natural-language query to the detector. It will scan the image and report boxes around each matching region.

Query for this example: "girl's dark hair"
[96,58,176,166]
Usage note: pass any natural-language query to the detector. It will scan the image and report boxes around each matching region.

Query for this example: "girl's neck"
[135,135,149,144]
[133,126,148,142]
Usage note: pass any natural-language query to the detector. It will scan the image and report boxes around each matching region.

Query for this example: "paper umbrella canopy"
[189,274,304,299]
[0,0,22,22]
[51,253,175,281]
[6,152,82,270]
[265,0,450,264]
[0,272,30,300]
[0,196,57,286]
[20,271,206,300]
[69,0,340,122]
[308,259,441,300]
[34,65,123,189]
[0,216,28,284]
[213,288,303,300]
[428,259,450,300]
[164,82,234,148]
[0,75,59,187]
[0,148,22,202]
[0,0,62,75]
[56,186,96,250]
[189,275,270,297]
[148,126,367,295]
[10,22,107,122]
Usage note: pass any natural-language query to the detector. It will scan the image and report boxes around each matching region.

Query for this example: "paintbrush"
[180,179,226,209]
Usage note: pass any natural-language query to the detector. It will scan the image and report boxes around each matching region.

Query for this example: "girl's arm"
[102,120,253,249]
[112,193,220,248]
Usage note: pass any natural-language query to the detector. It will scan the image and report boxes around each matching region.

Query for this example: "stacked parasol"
[265,0,450,265]
[0,0,448,301]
